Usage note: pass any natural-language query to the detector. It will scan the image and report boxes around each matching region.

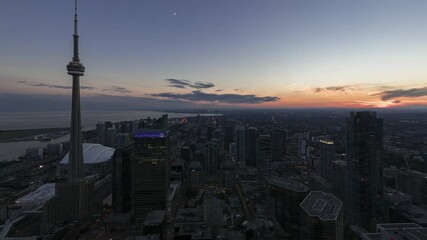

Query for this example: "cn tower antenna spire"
[72,0,80,62]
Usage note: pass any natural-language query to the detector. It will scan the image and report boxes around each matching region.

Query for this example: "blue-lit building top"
[134,130,167,139]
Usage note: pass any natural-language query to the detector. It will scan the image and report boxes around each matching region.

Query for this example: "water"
[0,109,203,130]
[0,134,70,162]
[0,109,209,161]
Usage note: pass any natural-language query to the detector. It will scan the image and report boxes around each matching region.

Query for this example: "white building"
[57,143,115,178]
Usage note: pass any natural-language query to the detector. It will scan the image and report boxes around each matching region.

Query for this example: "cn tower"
[67,0,85,180]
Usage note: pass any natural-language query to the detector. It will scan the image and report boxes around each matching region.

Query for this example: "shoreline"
[0,109,220,131]
[0,128,70,143]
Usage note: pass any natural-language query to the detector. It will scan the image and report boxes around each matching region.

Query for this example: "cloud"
[168,84,186,89]
[373,87,427,101]
[314,88,324,93]
[151,90,280,104]
[111,86,131,93]
[215,89,223,92]
[313,85,358,93]
[325,86,346,92]
[165,79,215,89]
[102,86,132,93]
[18,81,95,90]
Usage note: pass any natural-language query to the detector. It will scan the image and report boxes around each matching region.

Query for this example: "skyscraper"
[105,127,116,147]
[96,122,106,145]
[205,140,218,176]
[319,140,334,181]
[223,123,234,152]
[271,129,286,162]
[257,134,271,196]
[246,127,258,168]
[298,131,310,164]
[134,130,169,224]
[346,111,383,231]
[222,160,234,190]
[112,142,133,214]
[235,124,246,169]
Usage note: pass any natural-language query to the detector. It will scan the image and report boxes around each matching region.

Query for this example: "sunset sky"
[1,0,427,110]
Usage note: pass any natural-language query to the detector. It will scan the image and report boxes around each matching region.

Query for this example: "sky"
[1,0,427,110]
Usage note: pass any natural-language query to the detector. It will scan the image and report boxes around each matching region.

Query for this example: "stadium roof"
[60,143,115,164]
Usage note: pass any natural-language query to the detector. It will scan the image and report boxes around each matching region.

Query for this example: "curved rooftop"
[60,143,115,164]
[15,183,55,205]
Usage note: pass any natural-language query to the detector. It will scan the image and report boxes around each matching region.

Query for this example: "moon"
[174,12,177,16]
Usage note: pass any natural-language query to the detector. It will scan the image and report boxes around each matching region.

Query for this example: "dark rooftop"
[143,210,165,227]
[266,176,309,193]
[300,191,343,221]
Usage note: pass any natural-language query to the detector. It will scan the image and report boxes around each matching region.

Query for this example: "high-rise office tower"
[189,161,202,190]
[214,128,224,151]
[134,130,169,224]
[105,127,116,147]
[116,133,130,146]
[180,146,192,162]
[235,124,246,169]
[44,1,94,224]
[319,140,335,181]
[300,191,344,240]
[246,127,258,168]
[96,122,106,145]
[112,142,133,214]
[223,124,234,152]
[271,129,286,162]
[131,120,140,135]
[205,140,218,175]
[207,125,213,140]
[104,121,113,140]
[346,111,383,231]
[298,131,310,163]
[257,134,271,196]
[222,160,234,190]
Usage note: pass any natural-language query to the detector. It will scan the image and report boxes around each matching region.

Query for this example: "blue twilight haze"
[1,0,427,109]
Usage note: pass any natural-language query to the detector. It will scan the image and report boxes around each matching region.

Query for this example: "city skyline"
[1,0,427,109]
[1,1,427,239]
